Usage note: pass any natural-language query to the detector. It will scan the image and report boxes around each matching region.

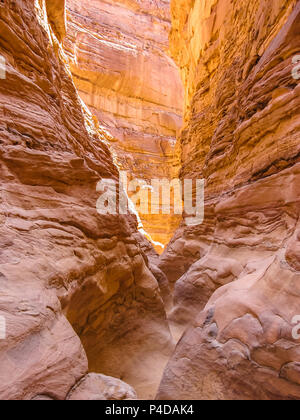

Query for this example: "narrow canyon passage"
[64,0,184,252]
[0,0,299,401]
[62,0,185,398]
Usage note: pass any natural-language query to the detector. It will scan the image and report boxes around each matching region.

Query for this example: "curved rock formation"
[1,0,300,402]
[64,0,184,251]
[157,0,300,400]
[0,0,172,400]
[67,373,137,400]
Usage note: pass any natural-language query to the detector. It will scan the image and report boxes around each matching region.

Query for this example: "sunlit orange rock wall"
[64,0,184,251]
[158,0,300,399]
[0,0,172,400]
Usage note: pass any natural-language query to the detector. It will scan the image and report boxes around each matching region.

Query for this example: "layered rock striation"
[0,0,173,400]
[157,0,300,399]
[1,0,300,402]
[64,0,184,250]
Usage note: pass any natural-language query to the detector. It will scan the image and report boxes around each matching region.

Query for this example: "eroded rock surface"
[0,0,172,400]
[64,0,184,250]
[67,373,137,400]
[157,0,300,400]
[1,0,300,402]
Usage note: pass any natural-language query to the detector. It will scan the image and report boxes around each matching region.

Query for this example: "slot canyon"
[0,0,299,401]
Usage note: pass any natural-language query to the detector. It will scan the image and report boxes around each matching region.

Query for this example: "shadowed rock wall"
[0,0,172,400]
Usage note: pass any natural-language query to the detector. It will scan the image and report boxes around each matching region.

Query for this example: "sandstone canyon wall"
[64,0,184,251]
[0,0,173,400]
[0,0,300,402]
[157,0,300,400]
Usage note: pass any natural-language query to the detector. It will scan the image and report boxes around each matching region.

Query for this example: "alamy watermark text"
[96,171,205,227]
